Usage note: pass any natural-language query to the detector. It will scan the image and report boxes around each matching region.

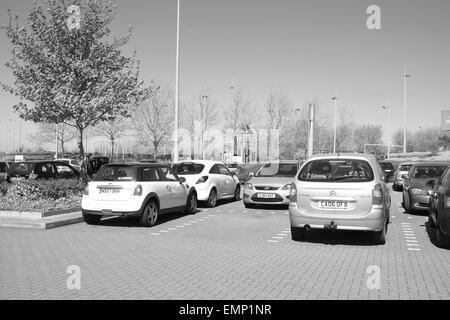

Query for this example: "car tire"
[140,199,158,227]
[372,222,387,245]
[233,185,241,201]
[428,209,436,228]
[82,213,101,225]
[435,219,450,248]
[403,192,411,213]
[207,188,217,208]
[291,226,306,241]
[185,192,197,215]
[244,203,255,209]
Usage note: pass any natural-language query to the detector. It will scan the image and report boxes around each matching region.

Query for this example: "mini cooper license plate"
[99,188,120,194]
[257,193,276,198]
[320,200,348,209]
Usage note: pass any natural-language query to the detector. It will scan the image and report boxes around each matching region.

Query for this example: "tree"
[27,123,76,155]
[354,124,383,153]
[1,0,147,157]
[94,117,130,157]
[133,84,174,159]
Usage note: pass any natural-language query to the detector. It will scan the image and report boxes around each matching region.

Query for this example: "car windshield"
[226,163,238,168]
[95,166,136,181]
[411,166,447,179]
[172,163,205,175]
[8,163,32,173]
[60,160,70,165]
[298,159,374,182]
[256,163,298,177]
[400,164,412,171]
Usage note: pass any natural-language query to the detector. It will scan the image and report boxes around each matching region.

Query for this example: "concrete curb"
[0,211,83,230]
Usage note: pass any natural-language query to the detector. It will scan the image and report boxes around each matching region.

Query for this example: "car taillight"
[196,176,209,184]
[29,172,38,180]
[289,183,297,202]
[133,185,142,196]
[445,196,450,209]
[372,183,383,205]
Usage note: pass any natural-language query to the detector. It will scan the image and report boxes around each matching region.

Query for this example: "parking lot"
[1,184,449,300]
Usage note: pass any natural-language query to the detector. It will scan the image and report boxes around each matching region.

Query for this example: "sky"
[0,0,449,152]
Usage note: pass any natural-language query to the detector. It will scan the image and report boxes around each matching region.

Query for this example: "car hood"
[410,178,438,189]
[249,176,295,186]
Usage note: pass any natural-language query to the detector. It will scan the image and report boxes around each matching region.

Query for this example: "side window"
[209,165,219,174]
[440,168,450,187]
[218,164,231,175]
[42,163,56,174]
[142,167,161,181]
[160,167,178,181]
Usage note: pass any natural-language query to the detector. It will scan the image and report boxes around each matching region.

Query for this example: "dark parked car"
[88,156,109,176]
[402,162,449,213]
[379,160,396,183]
[428,166,450,247]
[6,161,80,182]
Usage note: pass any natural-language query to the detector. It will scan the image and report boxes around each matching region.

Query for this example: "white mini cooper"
[81,163,197,227]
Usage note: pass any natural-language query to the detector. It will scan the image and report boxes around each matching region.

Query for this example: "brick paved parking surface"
[1,184,450,300]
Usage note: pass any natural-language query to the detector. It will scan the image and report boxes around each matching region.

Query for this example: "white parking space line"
[408,248,421,251]
[159,230,169,233]
[190,221,199,223]
[256,211,261,213]
[267,240,278,243]
[281,231,290,234]
[196,219,205,221]
[272,236,283,239]
[183,223,191,226]
[176,225,184,228]
[207,215,216,217]
[401,222,421,251]
[216,209,222,212]
[277,233,288,236]
[150,233,160,236]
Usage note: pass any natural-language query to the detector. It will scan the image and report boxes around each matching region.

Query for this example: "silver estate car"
[289,153,391,244]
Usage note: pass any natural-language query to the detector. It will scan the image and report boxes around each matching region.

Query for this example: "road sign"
[441,110,450,131]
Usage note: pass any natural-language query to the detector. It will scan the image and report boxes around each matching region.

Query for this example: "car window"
[159,167,179,181]
[209,165,220,174]
[55,164,74,175]
[41,163,56,174]
[0,162,7,173]
[173,163,205,175]
[400,164,412,172]
[217,164,231,175]
[95,166,136,181]
[8,163,32,173]
[380,163,394,171]
[438,167,450,187]
[142,167,161,181]
[256,163,298,177]
[298,159,374,182]
[71,160,80,166]
[411,166,447,179]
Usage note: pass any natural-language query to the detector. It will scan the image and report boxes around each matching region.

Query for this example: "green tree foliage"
[1,0,148,156]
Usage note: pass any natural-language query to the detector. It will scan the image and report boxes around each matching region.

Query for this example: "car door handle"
[166,185,171,191]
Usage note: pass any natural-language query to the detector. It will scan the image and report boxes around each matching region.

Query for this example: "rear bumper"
[82,197,143,215]
[289,202,386,232]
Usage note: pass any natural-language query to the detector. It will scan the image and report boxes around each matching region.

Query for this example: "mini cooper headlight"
[411,188,428,195]
[281,184,291,190]
[245,182,253,189]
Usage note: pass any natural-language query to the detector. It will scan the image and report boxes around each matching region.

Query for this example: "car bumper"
[242,188,290,205]
[289,202,386,232]
[81,197,143,216]
[410,194,430,211]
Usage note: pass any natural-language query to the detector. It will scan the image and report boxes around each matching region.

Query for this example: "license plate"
[320,200,348,209]
[99,188,120,194]
[257,193,276,198]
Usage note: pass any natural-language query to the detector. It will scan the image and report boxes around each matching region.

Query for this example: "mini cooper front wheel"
[185,192,198,214]
[140,200,158,227]
[207,189,217,208]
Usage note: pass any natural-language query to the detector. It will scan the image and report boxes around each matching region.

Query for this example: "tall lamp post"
[382,102,391,159]
[173,0,181,162]
[331,90,338,153]
[403,65,411,154]
[201,95,208,160]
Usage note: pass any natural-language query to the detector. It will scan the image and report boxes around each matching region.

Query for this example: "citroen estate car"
[81,163,197,227]
[243,160,299,208]
[289,153,391,245]
[172,160,240,207]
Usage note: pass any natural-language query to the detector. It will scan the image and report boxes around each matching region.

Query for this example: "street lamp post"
[331,90,338,153]
[173,0,180,162]
[403,65,411,154]
[201,95,208,160]
[382,102,391,159]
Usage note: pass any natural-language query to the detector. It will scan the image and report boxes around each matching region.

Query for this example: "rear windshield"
[400,164,412,171]
[95,166,136,181]
[380,163,394,171]
[298,159,374,182]
[256,163,298,177]
[411,166,447,179]
[8,163,33,173]
[172,163,205,175]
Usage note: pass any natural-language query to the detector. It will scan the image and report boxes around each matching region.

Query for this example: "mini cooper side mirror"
[179,176,186,183]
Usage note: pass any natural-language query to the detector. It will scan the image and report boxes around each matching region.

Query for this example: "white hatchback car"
[81,163,197,227]
[172,160,240,207]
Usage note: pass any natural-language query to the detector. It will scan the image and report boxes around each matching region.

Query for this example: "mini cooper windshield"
[95,166,136,181]
[298,159,374,182]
